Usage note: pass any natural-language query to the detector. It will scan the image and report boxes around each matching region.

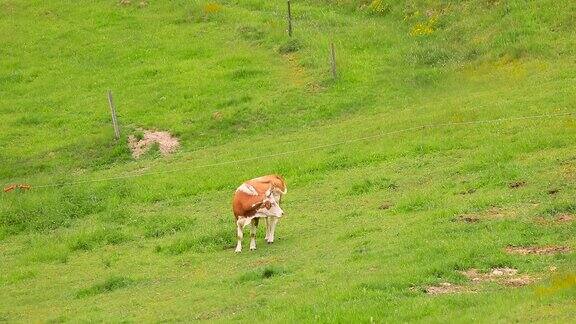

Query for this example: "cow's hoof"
[267,241,274,244]
[250,247,256,251]
[235,249,242,253]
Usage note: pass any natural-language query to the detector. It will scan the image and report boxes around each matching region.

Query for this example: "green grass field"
[1,0,575,322]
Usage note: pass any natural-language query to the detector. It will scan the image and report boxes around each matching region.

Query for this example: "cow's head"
[258,186,284,217]
[272,175,287,199]
[268,179,287,204]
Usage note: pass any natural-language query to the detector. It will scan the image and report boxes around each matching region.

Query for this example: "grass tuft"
[68,227,130,251]
[278,38,302,54]
[76,276,135,298]
[156,229,235,255]
[238,266,287,282]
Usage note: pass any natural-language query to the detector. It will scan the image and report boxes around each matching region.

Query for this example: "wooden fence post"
[287,0,293,37]
[107,90,120,140]
[330,42,337,79]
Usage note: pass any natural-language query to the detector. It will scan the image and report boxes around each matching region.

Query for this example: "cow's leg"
[249,218,259,251]
[235,218,246,253]
[265,216,272,243]
[268,217,279,244]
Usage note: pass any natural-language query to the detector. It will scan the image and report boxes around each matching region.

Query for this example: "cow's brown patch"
[128,129,180,159]
[425,282,468,295]
[508,181,526,189]
[505,245,572,255]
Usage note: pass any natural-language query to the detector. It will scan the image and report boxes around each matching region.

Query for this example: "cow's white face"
[272,185,286,204]
[258,188,284,217]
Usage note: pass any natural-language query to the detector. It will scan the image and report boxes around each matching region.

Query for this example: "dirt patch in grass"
[535,213,574,225]
[486,207,516,218]
[212,111,223,120]
[547,188,560,195]
[461,267,536,287]
[505,245,572,255]
[237,266,287,283]
[425,267,538,295]
[560,159,575,181]
[556,214,574,223]
[425,282,469,295]
[503,275,536,287]
[457,188,476,195]
[508,181,526,189]
[284,53,305,83]
[378,202,393,210]
[128,129,180,159]
[306,81,326,93]
[454,207,516,223]
[454,215,480,223]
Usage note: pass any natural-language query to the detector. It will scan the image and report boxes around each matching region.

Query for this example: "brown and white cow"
[232,175,287,253]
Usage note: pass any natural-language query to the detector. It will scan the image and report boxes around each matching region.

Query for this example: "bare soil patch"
[508,181,526,189]
[461,267,536,287]
[378,202,393,210]
[454,215,480,223]
[547,188,560,195]
[128,129,180,159]
[461,267,517,282]
[486,207,516,218]
[455,207,516,223]
[425,282,469,295]
[212,111,223,121]
[457,188,476,195]
[503,275,536,287]
[556,214,574,223]
[505,245,572,255]
[423,267,540,295]
[535,213,574,225]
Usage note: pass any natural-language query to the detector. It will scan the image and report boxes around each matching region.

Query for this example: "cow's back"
[232,181,270,218]
[250,175,287,194]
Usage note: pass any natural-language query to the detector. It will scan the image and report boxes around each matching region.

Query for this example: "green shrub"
[278,39,302,54]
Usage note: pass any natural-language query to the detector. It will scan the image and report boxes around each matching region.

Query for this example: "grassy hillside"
[1,0,575,322]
